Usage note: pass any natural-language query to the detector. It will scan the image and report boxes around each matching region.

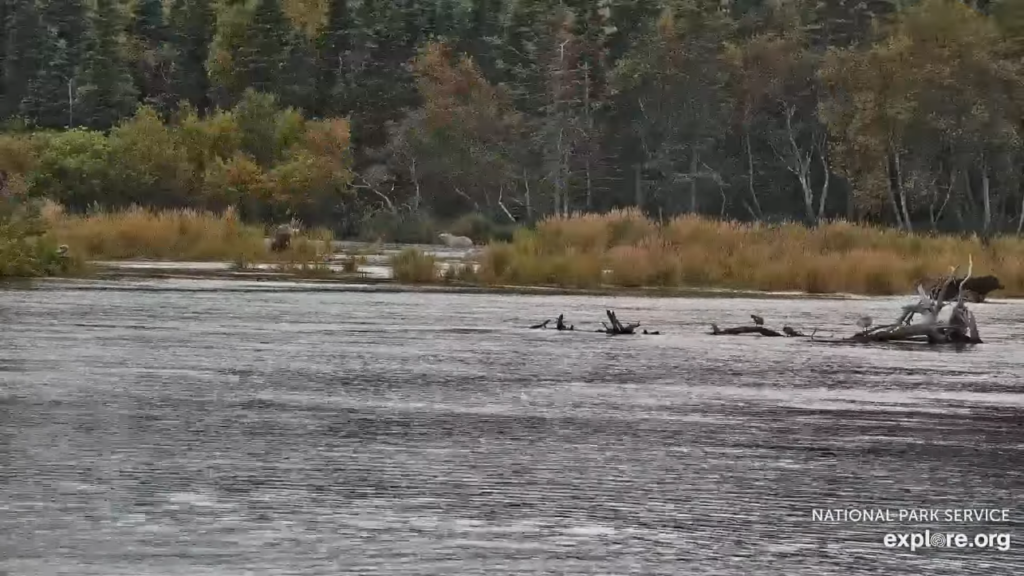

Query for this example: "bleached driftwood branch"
[849,255,981,344]
[709,257,983,345]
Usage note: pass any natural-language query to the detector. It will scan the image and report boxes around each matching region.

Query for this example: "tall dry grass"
[476,209,1024,296]
[42,201,333,262]
[390,248,439,283]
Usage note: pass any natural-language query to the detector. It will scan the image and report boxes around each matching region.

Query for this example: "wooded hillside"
[1,0,1022,238]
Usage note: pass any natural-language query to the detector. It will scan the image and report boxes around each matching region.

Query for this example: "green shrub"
[0,199,83,278]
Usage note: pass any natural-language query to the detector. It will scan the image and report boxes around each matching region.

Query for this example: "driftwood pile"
[527,259,993,345]
[529,310,660,335]
[710,258,986,346]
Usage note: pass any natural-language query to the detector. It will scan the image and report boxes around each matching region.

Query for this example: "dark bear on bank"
[925,275,1004,303]
[270,224,293,252]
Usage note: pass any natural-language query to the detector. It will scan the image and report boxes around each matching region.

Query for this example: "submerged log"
[710,323,785,337]
[555,314,574,331]
[529,314,575,330]
[601,309,640,335]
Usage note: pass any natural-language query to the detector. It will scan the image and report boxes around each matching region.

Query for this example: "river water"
[1,279,1022,575]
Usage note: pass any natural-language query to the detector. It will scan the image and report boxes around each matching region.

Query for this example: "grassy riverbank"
[42,201,334,263]
[36,204,1024,297]
[468,210,1024,296]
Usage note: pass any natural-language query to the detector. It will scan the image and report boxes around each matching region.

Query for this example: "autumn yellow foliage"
[475,209,1024,296]
[42,201,333,262]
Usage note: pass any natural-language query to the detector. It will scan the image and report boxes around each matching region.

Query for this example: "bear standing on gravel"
[438,232,474,249]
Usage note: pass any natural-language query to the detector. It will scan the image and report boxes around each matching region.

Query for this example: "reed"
[476,209,1024,296]
[42,201,333,262]
[390,248,439,283]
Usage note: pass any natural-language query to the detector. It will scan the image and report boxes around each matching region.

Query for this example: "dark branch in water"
[600,309,641,335]
[530,311,655,334]
[710,323,784,337]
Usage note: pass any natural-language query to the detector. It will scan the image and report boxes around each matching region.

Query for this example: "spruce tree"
[132,0,168,43]
[2,1,45,123]
[347,0,419,150]
[76,0,139,130]
[20,31,76,128]
[463,0,503,80]
[130,0,173,112]
[168,0,215,114]
[501,0,552,110]
[431,0,464,41]
[279,32,317,113]
[39,0,88,70]
[316,0,351,117]
[0,0,10,119]
[234,0,290,98]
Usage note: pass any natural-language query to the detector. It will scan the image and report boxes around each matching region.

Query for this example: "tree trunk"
[689,151,699,214]
[634,162,644,211]
[887,150,911,232]
[930,167,955,232]
[583,63,593,211]
[781,106,815,224]
[816,145,831,221]
[409,156,421,211]
[886,153,905,230]
[1017,165,1024,234]
[523,170,533,222]
[744,129,762,218]
[897,156,913,233]
[980,154,992,235]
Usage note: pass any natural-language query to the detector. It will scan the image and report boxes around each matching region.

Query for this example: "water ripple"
[1,282,1022,575]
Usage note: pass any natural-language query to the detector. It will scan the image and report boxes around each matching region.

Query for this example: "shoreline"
[11,260,874,300]
[7,259,1017,301]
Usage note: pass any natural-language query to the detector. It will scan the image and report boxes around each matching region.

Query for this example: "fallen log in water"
[847,321,978,344]
[708,257,984,346]
[529,310,653,334]
[710,323,785,337]
[555,314,574,331]
[529,314,575,330]
[599,309,641,335]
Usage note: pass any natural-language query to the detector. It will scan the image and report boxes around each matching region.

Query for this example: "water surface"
[1,279,1022,575]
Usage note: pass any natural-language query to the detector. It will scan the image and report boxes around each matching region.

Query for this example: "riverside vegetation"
[16,203,1024,297]
[3,0,1024,295]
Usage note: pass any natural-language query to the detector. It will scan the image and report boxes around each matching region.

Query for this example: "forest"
[1,0,1023,242]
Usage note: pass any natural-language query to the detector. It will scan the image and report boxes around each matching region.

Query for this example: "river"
[1,278,1022,575]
